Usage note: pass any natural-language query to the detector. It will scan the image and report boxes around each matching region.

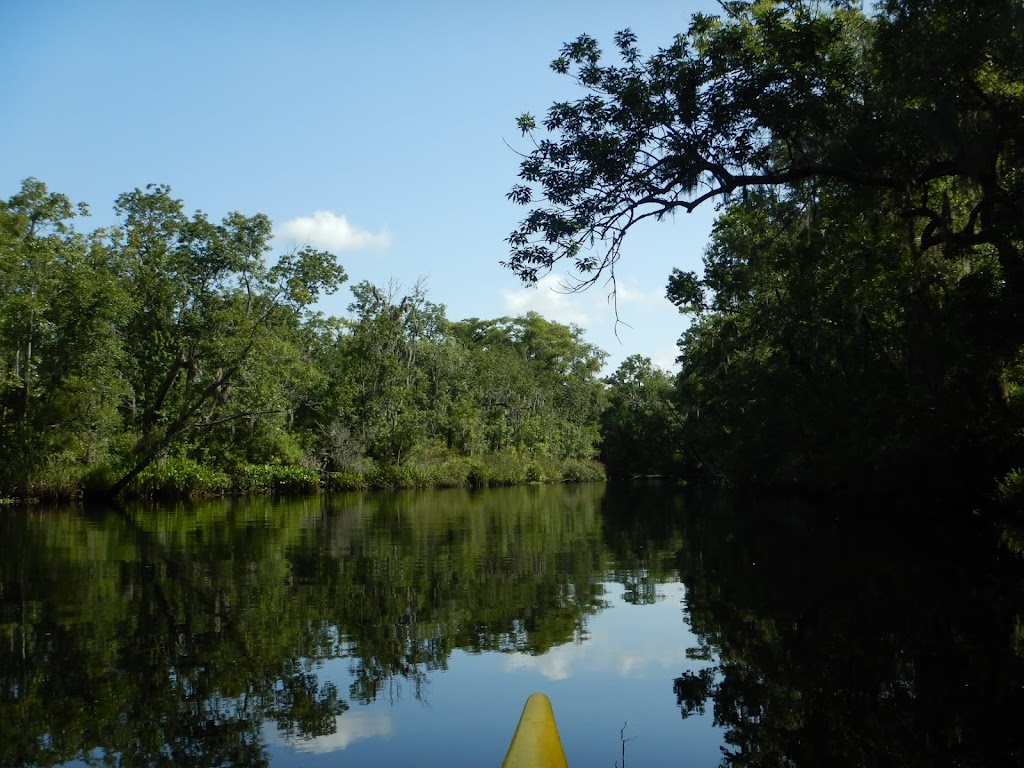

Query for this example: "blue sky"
[1,0,718,373]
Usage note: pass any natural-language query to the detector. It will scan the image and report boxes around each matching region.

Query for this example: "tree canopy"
[507,0,1024,493]
[0,180,609,498]
[507,0,1024,293]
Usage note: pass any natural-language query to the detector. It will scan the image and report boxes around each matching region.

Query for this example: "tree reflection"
[600,482,687,605]
[673,493,1024,768]
[0,485,613,766]
[271,665,348,741]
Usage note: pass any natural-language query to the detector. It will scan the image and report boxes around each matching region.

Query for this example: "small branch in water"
[615,721,637,768]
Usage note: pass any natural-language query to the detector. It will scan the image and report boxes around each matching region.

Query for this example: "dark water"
[0,484,1021,767]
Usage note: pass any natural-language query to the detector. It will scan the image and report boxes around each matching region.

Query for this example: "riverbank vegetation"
[0,181,605,500]
[507,0,1024,499]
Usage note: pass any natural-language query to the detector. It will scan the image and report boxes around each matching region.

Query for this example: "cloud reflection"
[504,583,691,681]
[271,711,394,754]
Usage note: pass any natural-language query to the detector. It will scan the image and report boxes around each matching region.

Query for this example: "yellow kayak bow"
[500,693,569,768]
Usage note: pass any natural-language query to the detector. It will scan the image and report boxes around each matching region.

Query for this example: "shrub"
[135,457,230,498]
[366,463,418,490]
[324,471,368,492]
[429,458,472,488]
[233,464,320,495]
[996,467,1024,506]
[82,463,121,494]
[526,455,564,483]
[559,459,607,483]
[466,460,491,488]
[483,450,529,485]
[30,453,87,500]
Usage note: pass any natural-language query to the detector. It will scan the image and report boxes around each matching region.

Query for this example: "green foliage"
[996,468,1024,506]
[29,453,88,500]
[669,184,1015,488]
[364,461,421,491]
[0,179,351,498]
[466,459,492,488]
[402,447,473,488]
[323,470,370,492]
[297,288,608,491]
[559,459,607,483]
[481,449,530,485]
[0,179,127,498]
[233,464,321,495]
[600,355,680,478]
[81,463,121,494]
[448,312,606,460]
[315,452,604,492]
[133,457,231,498]
[507,0,1024,493]
[0,181,610,500]
[508,1,1023,286]
[525,454,572,483]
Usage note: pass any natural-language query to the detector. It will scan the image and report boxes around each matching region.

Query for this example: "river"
[1,483,1021,767]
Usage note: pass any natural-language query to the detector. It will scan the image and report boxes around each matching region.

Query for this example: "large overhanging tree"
[506,0,1024,303]
[506,0,1024,487]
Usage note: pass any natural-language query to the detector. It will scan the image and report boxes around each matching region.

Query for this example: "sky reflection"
[267,711,394,754]
[504,582,692,681]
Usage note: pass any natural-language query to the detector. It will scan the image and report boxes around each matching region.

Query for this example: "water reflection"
[3,484,1020,767]
[505,582,691,681]
[1,484,663,767]
[672,492,1024,768]
[267,710,394,754]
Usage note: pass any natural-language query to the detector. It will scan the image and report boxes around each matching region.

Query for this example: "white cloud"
[500,275,670,327]
[500,274,605,327]
[499,274,686,372]
[651,343,682,373]
[277,210,391,252]
[614,282,664,306]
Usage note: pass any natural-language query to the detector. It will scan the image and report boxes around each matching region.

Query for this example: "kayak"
[501,693,569,768]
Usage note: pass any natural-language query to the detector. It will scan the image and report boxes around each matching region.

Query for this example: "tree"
[0,179,610,498]
[331,280,445,465]
[667,183,1014,488]
[506,0,1024,491]
[600,355,678,478]
[0,179,81,428]
[106,185,346,496]
[0,179,127,493]
[451,313,606,459]
[507,0,1023,297]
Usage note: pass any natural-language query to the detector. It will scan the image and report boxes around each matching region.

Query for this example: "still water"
[1,483,1022,767]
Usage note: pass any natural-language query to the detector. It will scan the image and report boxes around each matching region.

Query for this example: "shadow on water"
[671,488,1024,768]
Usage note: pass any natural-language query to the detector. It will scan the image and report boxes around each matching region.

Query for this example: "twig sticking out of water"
[615,721,637,768]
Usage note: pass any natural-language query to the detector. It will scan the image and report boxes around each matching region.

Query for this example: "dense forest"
[507,0,1024,499]
[0,180,615,499]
